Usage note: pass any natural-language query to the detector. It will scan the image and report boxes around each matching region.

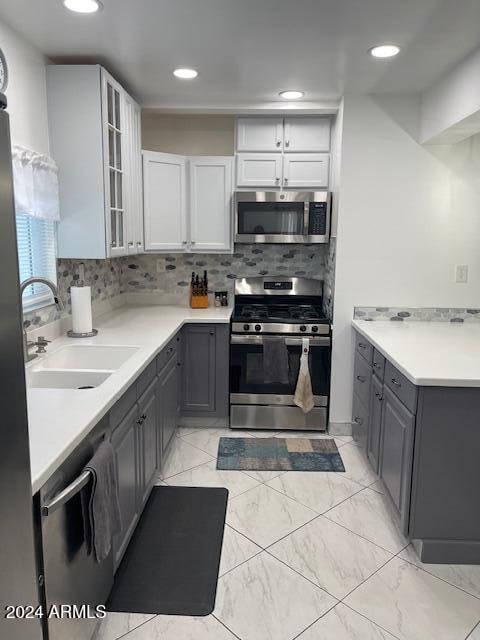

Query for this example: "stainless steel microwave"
[234,191,331,244]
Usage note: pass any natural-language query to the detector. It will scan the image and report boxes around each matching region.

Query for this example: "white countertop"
[28,304,232,494]
[352,318,480,388]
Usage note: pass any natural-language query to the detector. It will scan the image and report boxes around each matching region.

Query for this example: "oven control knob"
[300,325,307,332]
[312,325,318,333]
[255,324,262,332]
[243,324,250,331]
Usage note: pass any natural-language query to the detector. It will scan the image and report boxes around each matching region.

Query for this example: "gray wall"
[141,112,235,155]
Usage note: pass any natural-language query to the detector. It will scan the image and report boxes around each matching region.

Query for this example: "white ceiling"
[1,0,480,110]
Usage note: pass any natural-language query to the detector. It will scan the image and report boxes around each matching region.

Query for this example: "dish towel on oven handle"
[294,337,315,413]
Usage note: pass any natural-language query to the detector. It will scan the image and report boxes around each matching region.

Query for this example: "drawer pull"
[167,347,174,356]
[373,362,379,368]
[358,342,367,349]
[356,375,366,383]
[375,391,383,401]
[353,416,363,425]
[391,377,402,387]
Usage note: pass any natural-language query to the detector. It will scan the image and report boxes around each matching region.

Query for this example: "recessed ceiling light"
[279,90,304,100]
[173,68,198,79]
[369,44,400,58]
[61,0,102,13]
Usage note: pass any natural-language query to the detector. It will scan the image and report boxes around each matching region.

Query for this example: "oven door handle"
[230,335,331,347]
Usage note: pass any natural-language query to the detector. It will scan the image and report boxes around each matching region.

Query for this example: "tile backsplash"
[23,259,125,330]
[354,306,480,323]
[123,243,328,307]
[25,243,334,332]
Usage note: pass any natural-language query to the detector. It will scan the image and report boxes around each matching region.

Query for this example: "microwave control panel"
[308,202,327,235]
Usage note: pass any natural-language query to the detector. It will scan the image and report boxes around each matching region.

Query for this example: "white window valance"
[12,145,60,222]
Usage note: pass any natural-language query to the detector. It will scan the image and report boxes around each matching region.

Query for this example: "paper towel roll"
[71,286,93,334]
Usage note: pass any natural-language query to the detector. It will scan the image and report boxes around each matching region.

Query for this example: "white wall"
[331,93,480,424]
[0,19,49,153]
[421,47,480,145]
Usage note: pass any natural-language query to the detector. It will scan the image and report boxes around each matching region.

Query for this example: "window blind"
[16,214,58,308]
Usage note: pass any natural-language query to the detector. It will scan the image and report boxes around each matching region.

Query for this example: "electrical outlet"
[156,259,165,273]
[455,264,468,284]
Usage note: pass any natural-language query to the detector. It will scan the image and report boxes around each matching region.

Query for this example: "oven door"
[230,334,330,407]
[235,197,307,243]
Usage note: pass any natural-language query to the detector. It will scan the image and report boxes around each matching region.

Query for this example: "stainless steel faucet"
[20,277,64,363]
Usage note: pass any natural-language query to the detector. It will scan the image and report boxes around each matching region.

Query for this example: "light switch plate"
[455,264,468,283]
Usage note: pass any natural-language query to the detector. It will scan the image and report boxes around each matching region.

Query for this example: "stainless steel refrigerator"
[0,95,43,639]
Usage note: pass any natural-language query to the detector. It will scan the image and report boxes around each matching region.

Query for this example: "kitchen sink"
[39,345,139,371]
[27,370,112,390]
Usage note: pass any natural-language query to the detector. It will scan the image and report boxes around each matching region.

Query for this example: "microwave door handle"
[304,201,309,237]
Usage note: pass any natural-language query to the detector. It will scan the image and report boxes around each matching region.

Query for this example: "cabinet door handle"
[358,342,367,349]
[167,347,174,356]
[210,331,214,336]
[356,375,366,383]
[136,241,142,246]
[391,377,401,387]
[128,241,134,247]
[275,177,280,184]
[373,362,379,368]
[285,139,290,147]
[353,416,363,425]
[375,391,383,401]
[284,177,289,185]
[276,140,281,147]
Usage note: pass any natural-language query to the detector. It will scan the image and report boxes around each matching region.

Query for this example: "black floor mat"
[106,486,228,616]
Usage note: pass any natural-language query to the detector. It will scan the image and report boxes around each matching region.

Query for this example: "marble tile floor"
[95,427,480,640]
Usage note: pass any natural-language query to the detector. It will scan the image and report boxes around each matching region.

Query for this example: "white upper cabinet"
[235,116,331,189]
[236,153,283,188]
[236,117,283,152]
[102,71,127,258]
[47,65,142,259]
[283,117,331,152]
[190,157,233,252]
[125,96,144,255]
[143,152,234,253]
[236,116,331,153]
[283,154,330,188]
[143,152,187,252]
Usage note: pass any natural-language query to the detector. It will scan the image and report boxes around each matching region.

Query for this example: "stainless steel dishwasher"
[38,417,113,640]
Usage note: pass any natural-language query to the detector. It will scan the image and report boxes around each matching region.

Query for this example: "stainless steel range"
[230,277,331,431]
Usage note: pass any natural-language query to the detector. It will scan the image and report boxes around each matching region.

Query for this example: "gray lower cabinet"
[352,391,368,451]
[158,356,178,458]
[379,385,415,534]
[111,403,139,568]
[138,378,158,507]
[181,324,229,418]
[367,374,383,473]
[352,329,480,563]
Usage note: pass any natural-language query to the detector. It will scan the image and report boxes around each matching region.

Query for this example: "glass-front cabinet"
[47,65,142,259]
[103,73,126,257]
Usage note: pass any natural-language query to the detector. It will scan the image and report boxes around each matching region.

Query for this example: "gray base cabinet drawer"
[372,349,385,381]
[156,334,178,373]
[353,350,371,408]
[355,333,373,364]
[136,360,157,398]
[352,392,368,451]
[384,361,417,414]
[109,382,136,429]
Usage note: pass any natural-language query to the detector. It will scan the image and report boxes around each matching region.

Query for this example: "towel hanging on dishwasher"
[294,337,315,413]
